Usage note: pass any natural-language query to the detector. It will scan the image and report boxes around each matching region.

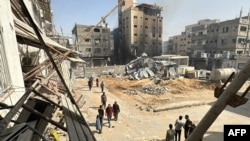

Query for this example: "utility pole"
[186,59,250,141]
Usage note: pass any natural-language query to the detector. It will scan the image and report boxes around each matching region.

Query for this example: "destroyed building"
[0,0,95,140]
[125,53,178,80]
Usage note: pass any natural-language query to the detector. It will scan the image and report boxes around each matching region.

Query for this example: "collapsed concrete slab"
[125,55,178,80]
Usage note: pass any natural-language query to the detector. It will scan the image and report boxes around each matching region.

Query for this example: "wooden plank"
[64,96,87,140]
[67,98,94,140]
[61,96,80,141]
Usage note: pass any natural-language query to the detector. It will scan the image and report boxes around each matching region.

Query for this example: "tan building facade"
[206,15,250,56]
[119,2,163,63]
[171,32,192,56]
[72,24,113,66]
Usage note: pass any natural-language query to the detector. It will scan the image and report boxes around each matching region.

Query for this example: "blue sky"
[51,0,250,41]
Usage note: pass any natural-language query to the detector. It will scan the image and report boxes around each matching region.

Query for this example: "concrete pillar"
[0,0,25,105]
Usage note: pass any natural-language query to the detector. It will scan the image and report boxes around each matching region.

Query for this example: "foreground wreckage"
[0,0,95,141]
[125,54,178,80]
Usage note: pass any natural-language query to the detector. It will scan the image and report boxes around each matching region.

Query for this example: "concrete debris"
[125,55,178,80]
[124,89,138,95]
[139,85,167,95]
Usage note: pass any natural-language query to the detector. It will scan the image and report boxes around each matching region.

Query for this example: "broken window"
[238,38,246,44]
[145,26,148,29]
[221,39,227,44]
[85,38,91,42]
[102,29,108,33]
[134,16,137,19]
[134,33,137,36]
[94,48,101,53]
[240,26,247,32]
[222,27,229,32]
[94,28,100,32]
[134,25,137,28]
[85,48,91,52]
[103,39,107,44]
[237,50,243,55]
[145,18,148,20]
[94,38,101,45]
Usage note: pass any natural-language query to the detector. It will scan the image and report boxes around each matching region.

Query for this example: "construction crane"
[72,0,125,49]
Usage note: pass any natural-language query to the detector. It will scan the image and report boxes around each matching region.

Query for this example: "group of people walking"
[96,93,120,133]
[88,77,104,92]
[89,77,120,134]
[166,115,199,141]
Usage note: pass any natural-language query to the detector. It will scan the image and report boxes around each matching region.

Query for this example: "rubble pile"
[124,89,138,95]
[139,85,168,95]
[125,53,178,80]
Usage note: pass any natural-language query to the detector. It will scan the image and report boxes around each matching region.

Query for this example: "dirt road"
[72,77,250,141]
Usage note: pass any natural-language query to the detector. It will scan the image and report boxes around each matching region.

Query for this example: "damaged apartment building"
[118,0,163,64]
[0,0,95,140]
[72,24,114,67]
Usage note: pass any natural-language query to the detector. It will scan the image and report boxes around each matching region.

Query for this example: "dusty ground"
[71,76,219,141]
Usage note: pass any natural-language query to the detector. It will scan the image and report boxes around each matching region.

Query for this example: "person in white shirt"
[174,115,184,141]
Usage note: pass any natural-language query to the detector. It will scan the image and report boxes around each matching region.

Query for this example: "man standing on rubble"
[105,104,113,128]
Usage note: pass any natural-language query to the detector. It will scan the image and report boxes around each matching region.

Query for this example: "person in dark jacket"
[98,105,104,132]
[112,101,120,121]
[100,81,104,92]
[88,80,92,90]
[183,115,192,139]
[101,92,107,109]
[96,78,99,87]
